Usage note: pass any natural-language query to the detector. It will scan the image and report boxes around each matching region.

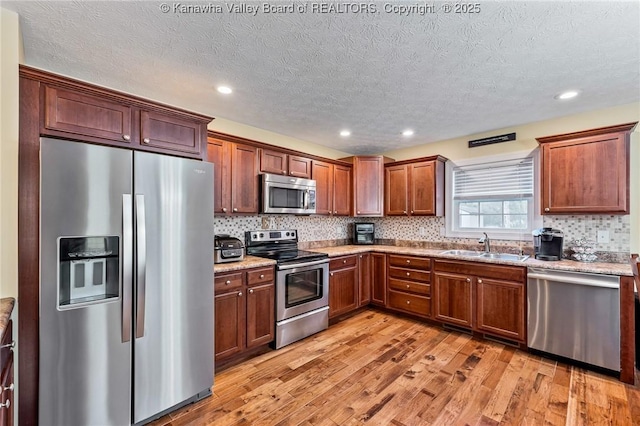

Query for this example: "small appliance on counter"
[353,223,375,245]
[532,228,564,261]
[214,234,245,263]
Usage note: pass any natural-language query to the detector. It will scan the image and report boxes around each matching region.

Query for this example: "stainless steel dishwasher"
[527,268,620,371]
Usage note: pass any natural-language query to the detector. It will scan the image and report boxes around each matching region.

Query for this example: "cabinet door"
[333,165,352,216]
[385,165,409,216]
[312,161,333,215]
[358,253,371,306]
[214,290,245,361]
[0,354,13,426]
[260,149,288,175]
[370,253,387,306]
[433,272,473,328]
[329,266,359,318]
[43,86,132,143]
[246,283,275,348]
[231,143,259,214]
[289,155,312,178]
[476,278,525,341]
[353,156,384,216]
[542,133,628,213]
[207,138,231,214]
[410,161,437,215]
[140,110,203,157]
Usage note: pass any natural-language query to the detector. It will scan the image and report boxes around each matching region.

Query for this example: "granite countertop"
[311,245,633,276]
[0,298,15,338]
[214,255,276,273]
[212,245,633,277]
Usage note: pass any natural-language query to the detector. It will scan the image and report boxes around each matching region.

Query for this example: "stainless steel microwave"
[261,173,317,215]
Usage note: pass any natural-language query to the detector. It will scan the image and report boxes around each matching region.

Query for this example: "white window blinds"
[452,157,534,200]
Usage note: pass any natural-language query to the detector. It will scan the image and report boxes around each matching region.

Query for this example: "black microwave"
[353,223,375,245]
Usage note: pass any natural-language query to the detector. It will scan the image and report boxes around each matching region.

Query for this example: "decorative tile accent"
[213,213,630,261]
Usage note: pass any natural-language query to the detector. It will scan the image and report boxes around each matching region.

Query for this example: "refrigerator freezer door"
[133,152,214,423]
[39,138,133,425]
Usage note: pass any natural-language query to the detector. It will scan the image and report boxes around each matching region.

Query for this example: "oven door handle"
[278,259,329,270]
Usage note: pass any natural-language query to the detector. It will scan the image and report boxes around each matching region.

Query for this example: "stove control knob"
[285,232,290,236]
[291,231,296,237]
[259,233,264,238]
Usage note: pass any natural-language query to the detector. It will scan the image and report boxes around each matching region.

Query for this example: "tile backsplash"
[214,214,630,254]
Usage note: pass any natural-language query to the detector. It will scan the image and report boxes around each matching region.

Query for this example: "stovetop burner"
[245,229,328,266]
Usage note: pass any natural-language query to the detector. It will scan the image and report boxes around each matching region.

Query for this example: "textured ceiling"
[4,1,640,154]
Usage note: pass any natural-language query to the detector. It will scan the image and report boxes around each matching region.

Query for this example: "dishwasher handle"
[527,272,619,289]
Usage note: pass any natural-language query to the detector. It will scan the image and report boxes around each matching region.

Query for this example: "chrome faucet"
[479,232,490,253]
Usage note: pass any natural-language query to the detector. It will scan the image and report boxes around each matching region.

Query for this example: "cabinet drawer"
[388,290,431,317]
[330,255,358,270]
[388,255,430,270]
[388,278,431,296]
[388,266,430,283]
[215,272,244,293]
[247,267,274,286]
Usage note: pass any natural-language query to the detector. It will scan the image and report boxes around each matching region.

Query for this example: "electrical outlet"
[597,230,610,244]
[336,225,342,235]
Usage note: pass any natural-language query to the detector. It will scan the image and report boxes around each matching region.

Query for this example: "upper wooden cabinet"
[260,148,311,178]
[385,157,446,216]
[207,137,259,215]
[41,83,210,159]
[537,122,637,214]
[341,155,392,217]
[312,160,352,216]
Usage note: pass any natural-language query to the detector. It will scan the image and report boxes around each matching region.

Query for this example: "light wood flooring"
[150,309,640,425]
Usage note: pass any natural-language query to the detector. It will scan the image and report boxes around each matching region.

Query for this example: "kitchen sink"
[439,250,529,262]
[478,252,530,262]
[439,250,482,256]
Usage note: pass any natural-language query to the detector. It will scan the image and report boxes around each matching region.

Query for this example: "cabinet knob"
[357,211,361,214]
[406,260,410,264]
[334,211,338,214]
[0,341,15,350]
[143,137,150,144]
[259,274,264,279]
[0,399,9,409]
[403,211,407,214]
[466,278,471,283]
[222,207,227,213]
[330,272,334,277]
[406,300,411,305]
[1,384,13,393]
[343,259,347,264]
[411,211,414,214]
[406,284,410,289]
[233,207,238,212]
[478,279,483,284]
[406,272,410,276]
[122,134,131,141]
[225,280,231,285]
[359,255,362,258]
[249,289,254,294]
[238,292,242,297]
[544,207,550,212]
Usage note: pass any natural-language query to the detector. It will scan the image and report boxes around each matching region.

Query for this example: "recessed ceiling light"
[402,130,414,137]
[217,86,233,95]
[340,130,351,137]
[555,90,579,100]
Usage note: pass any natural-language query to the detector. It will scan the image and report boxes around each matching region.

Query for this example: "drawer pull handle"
[343,260,347,264]
[406,260,410,263]
[0,341,15,350]
[249,289,254,294]
[259,274,264,279]
[225,280,231,285]
[0,399,9,409]
[406,300,410,305]
[122,134,131,141]
[2,384,13,392]
[406,272,410,276]
[406,284,410,288]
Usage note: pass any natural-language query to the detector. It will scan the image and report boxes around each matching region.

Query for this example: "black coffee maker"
[533,228,564,261]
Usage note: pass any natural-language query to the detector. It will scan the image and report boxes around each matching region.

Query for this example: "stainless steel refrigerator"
[39,137,214,425]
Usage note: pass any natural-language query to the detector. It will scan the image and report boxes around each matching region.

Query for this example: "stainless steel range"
[245,230,329,349]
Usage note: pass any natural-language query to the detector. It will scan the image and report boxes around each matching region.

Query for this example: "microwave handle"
[303,190,309,209]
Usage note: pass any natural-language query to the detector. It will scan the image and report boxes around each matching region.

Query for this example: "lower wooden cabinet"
[370,253,387,306]
[386,255,433,319]
[0,320,13,426]
[357,253,371,306]
[433,259,526,343]
[214,267,275,362]
[329,255,359,318]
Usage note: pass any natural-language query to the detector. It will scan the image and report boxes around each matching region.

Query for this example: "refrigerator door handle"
[135,194,147,338]
[122,194,133,342]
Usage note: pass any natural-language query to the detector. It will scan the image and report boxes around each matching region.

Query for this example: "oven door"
[276,259,329,321]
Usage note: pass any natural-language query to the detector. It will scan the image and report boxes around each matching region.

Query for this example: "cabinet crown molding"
[536,122,638,144]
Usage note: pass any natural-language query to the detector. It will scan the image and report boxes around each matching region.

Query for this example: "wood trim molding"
[384,155,448,167]
[19,65,214,123]
[535,122,638,144]
[619,275,636,385]
[208,130,353,167]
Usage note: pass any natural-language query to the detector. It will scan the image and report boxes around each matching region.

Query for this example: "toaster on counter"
[214,235,244,263]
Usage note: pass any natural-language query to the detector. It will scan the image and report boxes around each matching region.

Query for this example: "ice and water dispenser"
[58,236,120,308]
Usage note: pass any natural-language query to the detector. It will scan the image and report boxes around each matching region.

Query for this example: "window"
[445,151,541,240]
